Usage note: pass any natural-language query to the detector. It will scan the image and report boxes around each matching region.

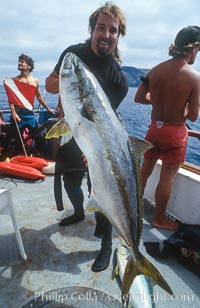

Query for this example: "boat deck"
[0,174,199,308]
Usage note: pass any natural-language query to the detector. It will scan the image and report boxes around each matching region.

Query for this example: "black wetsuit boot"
[94,211,108,239]
[59,171,85,226]
[92,212,112,272]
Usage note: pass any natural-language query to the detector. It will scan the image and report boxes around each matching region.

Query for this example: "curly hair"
[88,2,126,64]
[169,26,200,58]
[168,42,199,58]
[18,54,34,72]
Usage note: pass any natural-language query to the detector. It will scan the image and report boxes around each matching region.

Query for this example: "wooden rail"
[0,109,40,113]
[181,161,200,175]
[188,129,200,139]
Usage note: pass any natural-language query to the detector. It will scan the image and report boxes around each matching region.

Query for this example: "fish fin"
[111,248,120,280]
[45,118,72,139]
[128,136,153,242]
[111,263,120,280]
[85,195,102,214]
[115,263,120,276]
[128,135,153,164]
[59,133,73,146]
[122,251,173,306]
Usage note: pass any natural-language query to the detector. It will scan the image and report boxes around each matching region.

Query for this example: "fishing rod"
[12,112,28,157]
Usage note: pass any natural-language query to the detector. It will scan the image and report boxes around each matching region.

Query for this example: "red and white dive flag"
[4,78,36,111]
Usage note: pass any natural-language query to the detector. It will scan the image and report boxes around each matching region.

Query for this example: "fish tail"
[122,252,173,305]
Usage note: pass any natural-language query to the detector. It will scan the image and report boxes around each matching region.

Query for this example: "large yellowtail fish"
[46,52,173,306]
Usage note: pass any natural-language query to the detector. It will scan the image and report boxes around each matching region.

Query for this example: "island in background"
[123,66,149,87]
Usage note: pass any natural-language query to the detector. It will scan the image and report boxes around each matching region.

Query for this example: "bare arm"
[35,81,55,114]
[45,70,59,94]
[187,80,200,122]
[134,80,151,104]
[56,96,64,119]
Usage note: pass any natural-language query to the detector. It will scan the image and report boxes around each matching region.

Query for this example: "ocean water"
[1,86,199,165]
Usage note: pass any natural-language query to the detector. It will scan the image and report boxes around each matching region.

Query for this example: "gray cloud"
[1,0,200,84]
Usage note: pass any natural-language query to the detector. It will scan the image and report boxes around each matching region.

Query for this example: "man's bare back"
[134,26,200,230]
[135,56,200,124]
[147,57,200,123]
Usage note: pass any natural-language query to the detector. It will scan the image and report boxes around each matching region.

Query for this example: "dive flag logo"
[3,78,35,111]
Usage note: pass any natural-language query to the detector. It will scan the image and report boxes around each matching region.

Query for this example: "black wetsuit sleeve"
[54,45,80,74]
[54,48,70,74]
[105,66,128,110]
[140,75,149,87]
[112,69,128,109]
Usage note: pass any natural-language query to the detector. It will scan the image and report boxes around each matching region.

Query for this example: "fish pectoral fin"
[115,263,120,277]
[111,263,120,280]
[59,132,73,146]
[122,251,174,306]
[85,195,102,214]
[45,117,72,139]
[111,248,120,280]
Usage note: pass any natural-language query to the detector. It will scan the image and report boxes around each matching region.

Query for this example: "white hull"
[144,160,200,224]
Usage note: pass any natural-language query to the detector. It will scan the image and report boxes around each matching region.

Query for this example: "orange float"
[0,161,46,180]
[10,155,48,169]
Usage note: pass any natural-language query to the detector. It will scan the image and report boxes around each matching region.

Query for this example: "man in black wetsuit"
[45,2,128,272]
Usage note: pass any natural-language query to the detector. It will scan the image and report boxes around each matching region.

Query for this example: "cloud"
[1,0,200,84]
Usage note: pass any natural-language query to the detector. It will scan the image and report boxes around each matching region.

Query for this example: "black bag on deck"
[162,224,200,276]
[34,118,60,160]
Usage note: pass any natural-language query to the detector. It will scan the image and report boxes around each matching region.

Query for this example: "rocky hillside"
[122,66,149,87]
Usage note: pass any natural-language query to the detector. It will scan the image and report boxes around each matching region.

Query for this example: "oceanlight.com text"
[120,291,194,304]
[33,290,194,305]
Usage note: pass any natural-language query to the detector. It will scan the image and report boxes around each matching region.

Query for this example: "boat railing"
[182,129,200,175]
[1,109,41,114]
[188,129,200,139]
[1,109,200,173]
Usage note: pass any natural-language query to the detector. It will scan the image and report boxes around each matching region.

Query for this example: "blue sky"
[1,0,200,85]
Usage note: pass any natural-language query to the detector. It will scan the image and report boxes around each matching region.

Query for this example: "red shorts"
[144,121,188,165]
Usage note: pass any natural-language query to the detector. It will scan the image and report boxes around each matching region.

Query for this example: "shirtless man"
[10,54,54,122]
[4,54,55,153]
[134,26,200,230]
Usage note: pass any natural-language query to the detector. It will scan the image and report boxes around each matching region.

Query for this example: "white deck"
[0,175,199,307]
